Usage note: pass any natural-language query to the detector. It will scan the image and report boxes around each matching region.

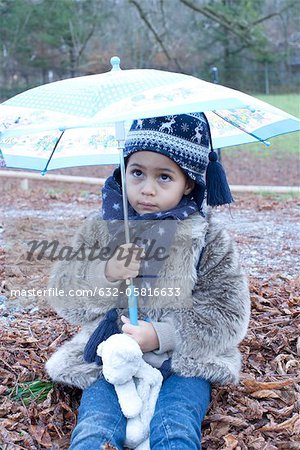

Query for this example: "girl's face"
[125,151,194,215]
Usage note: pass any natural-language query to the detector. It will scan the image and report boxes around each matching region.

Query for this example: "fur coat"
[45,211,250,390]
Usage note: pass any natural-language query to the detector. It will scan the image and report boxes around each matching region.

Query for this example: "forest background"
[0,0,300,101]
[1,0,299,185]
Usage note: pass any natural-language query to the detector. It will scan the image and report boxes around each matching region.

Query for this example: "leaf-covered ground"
[0,183,299,449]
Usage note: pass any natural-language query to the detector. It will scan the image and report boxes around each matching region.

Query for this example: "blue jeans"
[69,374,211,450]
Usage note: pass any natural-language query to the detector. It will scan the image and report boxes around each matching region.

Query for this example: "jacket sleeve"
[170,219,251,381]
[45,325,103,390]
[47,213,123,325]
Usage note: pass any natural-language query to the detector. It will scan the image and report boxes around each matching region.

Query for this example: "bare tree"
[128,0,184,71]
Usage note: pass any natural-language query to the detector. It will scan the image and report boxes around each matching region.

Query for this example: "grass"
[224,93,300,158]
[9,379,53,406]
[79,190,96,198]
[47,187,65,196]
[257,191,300,201]
[257,94,300,117]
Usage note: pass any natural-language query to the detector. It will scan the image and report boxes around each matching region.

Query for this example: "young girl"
[45,113,250,450]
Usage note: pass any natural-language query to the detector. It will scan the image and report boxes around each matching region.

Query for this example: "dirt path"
[216,199,300,278]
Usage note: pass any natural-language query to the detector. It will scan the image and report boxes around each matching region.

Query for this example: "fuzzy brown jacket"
[45,211,250,390]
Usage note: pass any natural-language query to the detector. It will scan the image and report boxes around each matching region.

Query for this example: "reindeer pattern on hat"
[124,114,210,182]
[131,114,208,144]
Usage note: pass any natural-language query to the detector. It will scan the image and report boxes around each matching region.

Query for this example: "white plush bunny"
[97,333,163,450]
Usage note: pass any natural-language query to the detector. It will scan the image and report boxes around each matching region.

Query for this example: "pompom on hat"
[123,112,233,208]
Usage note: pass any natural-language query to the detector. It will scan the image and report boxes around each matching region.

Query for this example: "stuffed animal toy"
[97,333,163,450]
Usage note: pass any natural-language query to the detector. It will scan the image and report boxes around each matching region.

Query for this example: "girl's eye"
[132,169,143,177]
[160,174,172,181]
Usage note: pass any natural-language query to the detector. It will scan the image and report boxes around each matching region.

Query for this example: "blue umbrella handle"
[127,281,138,325]
[117,137,139,326]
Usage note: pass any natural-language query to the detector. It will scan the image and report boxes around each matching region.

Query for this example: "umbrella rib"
[41,130,65,175]
[211,110,270,146]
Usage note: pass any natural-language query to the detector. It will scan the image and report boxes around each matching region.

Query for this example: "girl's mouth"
[138,202,157,210]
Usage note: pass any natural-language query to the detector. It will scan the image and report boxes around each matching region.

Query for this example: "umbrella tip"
[110,56,121,71]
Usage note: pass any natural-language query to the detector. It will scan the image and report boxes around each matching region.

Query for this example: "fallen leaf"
[101,444,118,450]
[293,417,300,435]
[242,377,299,392]
[205,414,248,427]
[267,404,295,418]
[258,414,300,433]
[250,389,280,399]
[29,424,52,448]
[223,433,239,449]
[210,421,230,438]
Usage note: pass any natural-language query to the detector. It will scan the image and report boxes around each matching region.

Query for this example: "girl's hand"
[105,243,145,282]
[121,315,159,353]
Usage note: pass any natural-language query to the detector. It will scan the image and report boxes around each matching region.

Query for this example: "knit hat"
[123,113,233,207]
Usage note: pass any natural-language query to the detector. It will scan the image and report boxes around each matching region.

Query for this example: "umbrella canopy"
[1,56,299,172]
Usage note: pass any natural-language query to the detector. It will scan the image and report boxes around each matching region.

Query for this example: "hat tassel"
[205,150,234,206]
[202,113,233,207]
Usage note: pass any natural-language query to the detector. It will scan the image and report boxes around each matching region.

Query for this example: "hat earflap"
[203,114,234,207]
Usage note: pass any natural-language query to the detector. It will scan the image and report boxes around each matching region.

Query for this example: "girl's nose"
[141,178,156,195]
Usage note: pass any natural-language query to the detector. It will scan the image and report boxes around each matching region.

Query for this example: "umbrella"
[1,56,299,324]
[1,56,300,171]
